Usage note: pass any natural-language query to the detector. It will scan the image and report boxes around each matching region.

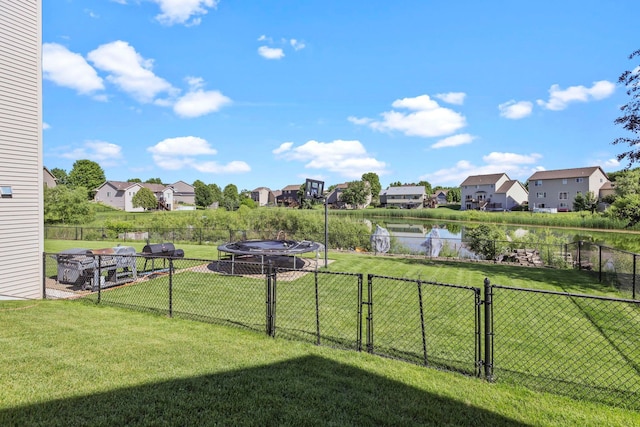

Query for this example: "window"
[534,180,542,186]
[562,179,567,184]
[559,192,568,200]
[107,191,111,197]
[576,178,584,183]
[536,192,546,198]
[559,202,568,208]
[0,186,12,198]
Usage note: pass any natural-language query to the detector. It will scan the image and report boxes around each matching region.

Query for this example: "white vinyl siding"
[0,0,43,299]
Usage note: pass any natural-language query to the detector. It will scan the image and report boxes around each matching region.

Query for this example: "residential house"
[43,167,57,188]
[0,0,43,299]
[277,184,301,207]
[527,166,610,212]
[426,189,448,208]
[460,173,528,211]
[251,187,276,206]
[94,181,175,212]
[379,186,426,209]
[327,182,372,209]
[169,181,195,206]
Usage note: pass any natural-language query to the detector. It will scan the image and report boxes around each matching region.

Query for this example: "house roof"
[380,185,426,196]
[527,166,608,181]
[142,183,170,193]
[460,173,507,186]
[96,180,139,191]
[495,180,524,194]
[252,187,272,192]
[282,184,301,191]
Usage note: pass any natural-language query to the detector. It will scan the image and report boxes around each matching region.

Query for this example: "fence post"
[357,274,363,352]
[42,252,47,299]
[484,277,493,382]
[634,255,637,300]
[366,274,374,354]
[97,255,102,303]
[315,270,321,346]
[578,241,582,268]
[417,281,428,366]
[598,245,602,283]
[266,261,275,337]
[168,258,173,318]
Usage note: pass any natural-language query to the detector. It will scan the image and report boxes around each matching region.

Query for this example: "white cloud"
[274,139,389,179]
[173,90,231,118]
[88,40,175,103]
[347,116,372,125]
[60,140,123,167]
[152,0,218,26]
[431,133,475,149]
[148,136,249,174]
[42,43,104,95]
[43,122,51,130]
[273,142,294,155]
[421,152,542,186]
[290,39,306,51]
[360,95,466,138]
[498,100,533,119]
[435,92,466,105]
[537,80,615,111]
[603,158,621,169]
[258,46,285,60]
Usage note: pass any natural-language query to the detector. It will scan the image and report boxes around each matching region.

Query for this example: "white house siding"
[0,0,43,299]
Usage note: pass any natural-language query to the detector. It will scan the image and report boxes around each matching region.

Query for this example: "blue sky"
[43,0,638,191]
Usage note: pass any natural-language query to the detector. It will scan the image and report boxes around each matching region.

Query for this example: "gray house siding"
[528,167,609,211]
[0,0,43,299]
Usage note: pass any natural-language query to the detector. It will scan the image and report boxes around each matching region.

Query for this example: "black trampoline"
[216,239,324,274]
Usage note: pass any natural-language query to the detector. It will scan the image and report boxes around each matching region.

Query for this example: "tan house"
[94,181,175,212]
[460,173,528,211]
[527,166,610,212]
[251,187,276,206]
[43,167,57,188]
[169,181,195,206]
[327,182,372,209]
[0,0,43,299]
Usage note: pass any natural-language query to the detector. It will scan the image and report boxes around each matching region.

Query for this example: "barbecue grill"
[55,246,137,291]
[140,242,184,272]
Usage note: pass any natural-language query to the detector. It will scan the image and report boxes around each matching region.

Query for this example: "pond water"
[375,220,640,256]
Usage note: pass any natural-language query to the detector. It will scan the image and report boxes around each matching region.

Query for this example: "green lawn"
[44,239,640,410]
[1,300,639,426]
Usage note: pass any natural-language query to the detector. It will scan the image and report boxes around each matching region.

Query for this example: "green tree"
[613,169,640,197]
[612,49,640,166]
[573,191,598,213]
[222,184,239,211]
[417,180,433,196]
[127,178,142,183]
[68,159,106,200]
[341,180,369,208]
[209,183,223,204]
[132,187,158,211]
[362,172,381,201]
[193,180,213,208]
[389,181,402,187]
[465,224,507,260]
[145,178,163,184]
[50,167,69,185]
[44,185,95,224]
[446,187,461,203]
[608,194,640,227]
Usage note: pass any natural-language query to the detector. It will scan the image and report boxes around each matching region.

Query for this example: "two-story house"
[251,187,276,206]
[169,181,195,206]
[277,184,302,207]
[94,181,175,212]
[379,186,426,209]
[527,166,610,212]
[327,182,372,209]
[460,173,528,211]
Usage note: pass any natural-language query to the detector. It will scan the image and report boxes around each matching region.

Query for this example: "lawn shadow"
[0,355,529,426]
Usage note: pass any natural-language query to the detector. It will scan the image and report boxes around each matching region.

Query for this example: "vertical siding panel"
[0,0,43,300]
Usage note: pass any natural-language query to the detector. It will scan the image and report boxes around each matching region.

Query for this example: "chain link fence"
[489,284,640,407]
[568,241,640,298]
[43,251,640,409]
